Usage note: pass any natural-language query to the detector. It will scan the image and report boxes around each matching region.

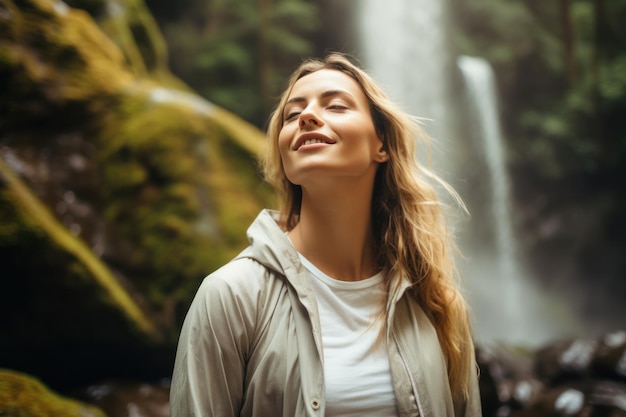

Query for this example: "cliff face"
[0,0,273,385]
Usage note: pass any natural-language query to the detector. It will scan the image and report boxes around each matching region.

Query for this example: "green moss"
[104,160,148,189]
[95,95,219,305]
[92,85,274,315]
[0,0,133,127]
[1,0,273,346]
[63,0,107,17]
[0,158,160,341]
[94,0,172,82]
[204,130,266,247]
[0,369,106,417]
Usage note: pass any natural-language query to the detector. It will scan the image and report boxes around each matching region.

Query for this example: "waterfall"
[357,0,456,144]
[457,56,527,343]
[356,1,580,345]
[457,56,521,325]
[457,57,516,281]
[456,56,581,345]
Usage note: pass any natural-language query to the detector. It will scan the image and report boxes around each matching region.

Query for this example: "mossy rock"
[96,88,273,317]
[0,0,132,131]
[0,0,271,340]
[0,369,106,417]
[0,0,272,384]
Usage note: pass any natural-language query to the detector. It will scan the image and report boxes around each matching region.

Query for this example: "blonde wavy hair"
[261,53,475,400]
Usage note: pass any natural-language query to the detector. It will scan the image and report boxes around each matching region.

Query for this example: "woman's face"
[278,69,386,187]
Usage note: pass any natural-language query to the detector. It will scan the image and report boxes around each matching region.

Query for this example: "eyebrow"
[285,89,355,105]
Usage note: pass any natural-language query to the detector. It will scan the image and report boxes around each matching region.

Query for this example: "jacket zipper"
[393,331,426,417]
[312,325,326,416]
[292,276,326,416]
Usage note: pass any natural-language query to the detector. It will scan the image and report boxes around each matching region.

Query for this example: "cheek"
[277,128,292,159]
[277,128,299,183]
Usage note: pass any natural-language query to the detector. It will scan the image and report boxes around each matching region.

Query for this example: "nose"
[299,106,323,129]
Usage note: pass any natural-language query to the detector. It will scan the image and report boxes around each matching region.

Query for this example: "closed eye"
[284,111,301,121]
[328,105,348,110]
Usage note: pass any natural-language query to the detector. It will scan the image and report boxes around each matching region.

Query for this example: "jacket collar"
[239,209,325,361]
[241,208,413,319]
[238,209,318,304]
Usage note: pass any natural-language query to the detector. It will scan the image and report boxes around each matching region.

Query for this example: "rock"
[534,337,599,384]
[482,332,626,417]
[0,368,107,417]
[72,379,170,417]
[534,332,626,385]
[510,380,626,417]
[592,331,626,382]
[477,344,544,416]
[511,386,586,417]
[0,0,271,388]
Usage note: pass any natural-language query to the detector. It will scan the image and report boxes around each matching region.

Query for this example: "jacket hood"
[237,209,307,288]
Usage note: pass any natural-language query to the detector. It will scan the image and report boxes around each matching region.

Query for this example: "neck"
[289,180,379,281]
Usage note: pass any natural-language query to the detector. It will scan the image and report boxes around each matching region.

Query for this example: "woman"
[170,53,482,416]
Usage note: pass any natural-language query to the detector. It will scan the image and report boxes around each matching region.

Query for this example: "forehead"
[288,69,367,102]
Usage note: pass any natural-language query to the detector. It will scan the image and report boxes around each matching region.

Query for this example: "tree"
[560,0,577,85]
[145,0,320,127]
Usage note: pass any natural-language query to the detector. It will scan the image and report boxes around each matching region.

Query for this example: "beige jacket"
[170,209,482,417]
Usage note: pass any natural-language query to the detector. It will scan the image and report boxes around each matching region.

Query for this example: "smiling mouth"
[294,135,335,150]
[302,138,325,146]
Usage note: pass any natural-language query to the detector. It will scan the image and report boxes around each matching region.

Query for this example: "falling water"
[458,57,515,280]
[356,1,580,345]
[456,56,581,345]
[357,0,456,144]
[457,56,526,342]
[356,0,466,231]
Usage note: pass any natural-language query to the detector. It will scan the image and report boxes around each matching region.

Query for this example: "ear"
[374,146,388,163]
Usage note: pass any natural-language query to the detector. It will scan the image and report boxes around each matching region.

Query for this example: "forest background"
[0,0,625,412]
[148,0,626,327]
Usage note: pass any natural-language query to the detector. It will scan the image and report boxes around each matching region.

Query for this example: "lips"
[293,133,336,150]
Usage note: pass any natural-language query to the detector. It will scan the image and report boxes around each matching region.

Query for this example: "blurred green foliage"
[97,94,272,319]
[453,0,626,295]
[1,0,272,352]
[454,0,626,182]
[145,0,320,127]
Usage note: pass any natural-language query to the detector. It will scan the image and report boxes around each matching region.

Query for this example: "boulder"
[479,331,626,416]
[0,368,107,417]
[0,0,272,388]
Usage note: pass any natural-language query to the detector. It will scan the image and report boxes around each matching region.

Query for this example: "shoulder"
[206,256,270,285]
[181,258,274,338]
[196,257,272,300]
[193,256,290,314]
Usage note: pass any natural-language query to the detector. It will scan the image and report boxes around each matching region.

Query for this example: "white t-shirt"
[298,254,399,417]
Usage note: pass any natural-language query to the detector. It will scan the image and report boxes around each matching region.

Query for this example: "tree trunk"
[258,0,272,117]
[592,0,605,150]
[559,0,576,85]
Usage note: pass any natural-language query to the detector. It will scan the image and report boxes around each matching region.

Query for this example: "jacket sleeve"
[170,262,259,417]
